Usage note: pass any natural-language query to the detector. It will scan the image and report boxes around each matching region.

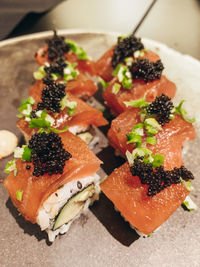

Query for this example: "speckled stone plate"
[0,30,200,267]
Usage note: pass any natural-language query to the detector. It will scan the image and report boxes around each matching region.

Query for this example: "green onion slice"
[16,190,23,202]
[124,96,149,108]
[112,83,121,95]
[65,39,90,60]
[173,100,195,124]
[4,159,18,176]
[98,77,109,92]
[182,196,197,211]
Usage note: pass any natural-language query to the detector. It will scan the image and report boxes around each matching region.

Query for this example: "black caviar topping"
[43,75,54,86]
[112,35,144,68]
[28,132,71,177]
[130,157,194,197]
[26,165,31,170]
[46,30,70,61]
[129,59,164,82]
[146,94,174,126]
[37,81,66,113]
[44,57,67,79]
[30,110,37,119]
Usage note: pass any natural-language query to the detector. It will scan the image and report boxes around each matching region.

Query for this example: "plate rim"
[0,29,120,47]
[0,29,200,68]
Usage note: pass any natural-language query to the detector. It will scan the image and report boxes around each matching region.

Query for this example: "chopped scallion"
[98,77,109,91]
[33,65,46,80]
[4,159,17,175]
[146,136,157,145]
[14,147,24,158]
[65,40,90,60]
[182,196,197,211]
[126,150,134,165]
[124,96,149,108]
[50,125,69,133]
[22,146,32,162]
[16,190,23,202]
[112,83,121,95]
[173,100,195,124]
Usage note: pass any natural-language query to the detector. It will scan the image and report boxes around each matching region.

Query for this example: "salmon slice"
[29,73,97,100]
[108,111,195,168]
[96,46,176,115]
[29,80,45,103]
[103,75,176,115]
[4,131,101,223]
[17,93,108,140]
[65,72,97,99]
[35,46,96,76]
[101,162,189,235]
[95,47,160,82]
[101,112,195,234]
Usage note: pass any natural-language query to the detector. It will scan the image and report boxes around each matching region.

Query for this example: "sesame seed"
[77,181,82,189]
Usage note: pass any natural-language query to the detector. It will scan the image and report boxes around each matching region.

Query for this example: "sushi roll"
[107,94,195,158]
[32,57,97,99]
[17,79,108,142]
[95,35,159,82]
[101,161,193,236]
[101,94,196,235]
[35,30,96,76]
[4,131,102,242]
[96,34,176,115]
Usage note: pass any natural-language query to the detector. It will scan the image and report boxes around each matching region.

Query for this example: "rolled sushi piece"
[35,30,96,76]
[101,94,196,235]
[32,57,97,99]
[102,74,176,115]
[107,94,196,159]
[95,34,159,82]
[17,80,108,142]
[4,131,102,242]
[95,34,176,115]
[101,161,193,236]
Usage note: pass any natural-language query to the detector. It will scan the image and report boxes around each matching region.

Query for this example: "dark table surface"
[2,0,200,60]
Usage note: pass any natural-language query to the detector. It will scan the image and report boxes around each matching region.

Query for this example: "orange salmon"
[101,111,195,234]
[35,46,96,76]
[17,93,108,140]
[108,111,195,168]
[4,131,101,223]
[101,162,189,235]
[95,47,160,82]
[103,75,176,115]
[29,73,97,100]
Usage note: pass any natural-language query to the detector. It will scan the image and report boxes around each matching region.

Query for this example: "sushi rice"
[37,173,101,242]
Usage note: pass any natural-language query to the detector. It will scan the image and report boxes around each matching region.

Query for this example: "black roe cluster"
[146,94,174,126]
[44,57,67,82]
[112,35,144,68]
[129,59,164,82]
[46,30,70,61]
[28,132,72,177]
[130,157,194,197]
[37,81,66,113]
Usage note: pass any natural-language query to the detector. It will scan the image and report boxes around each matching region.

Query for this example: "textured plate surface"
[0,30,200,267]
